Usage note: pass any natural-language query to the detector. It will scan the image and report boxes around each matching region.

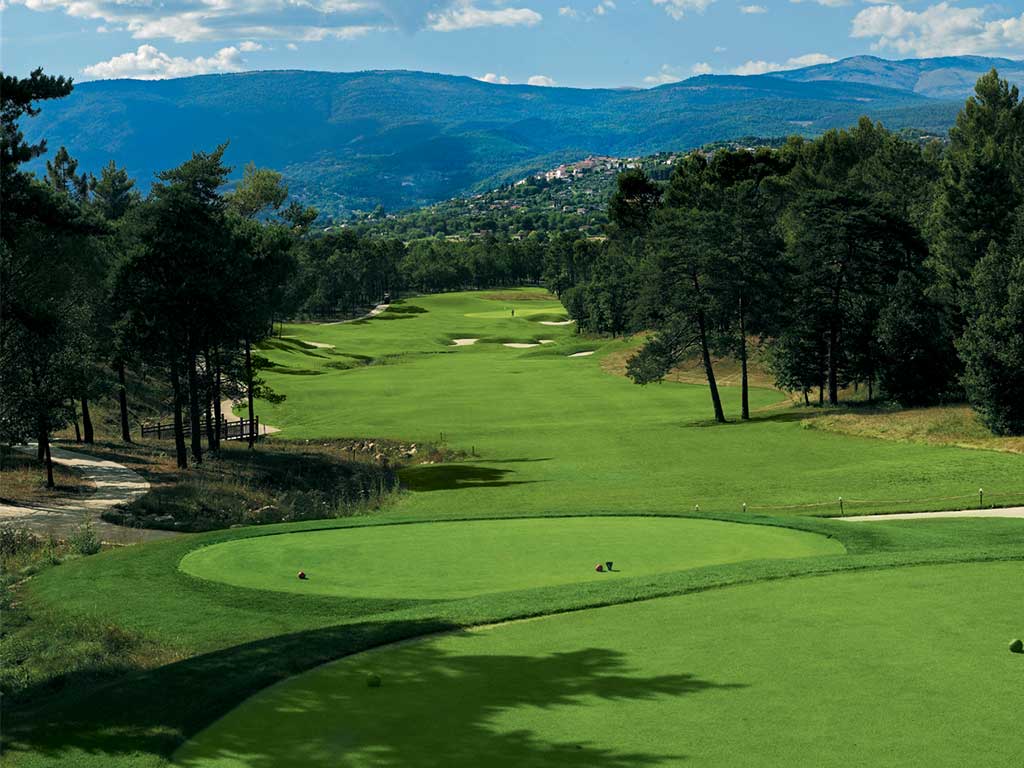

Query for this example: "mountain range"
[25,55,1021,217]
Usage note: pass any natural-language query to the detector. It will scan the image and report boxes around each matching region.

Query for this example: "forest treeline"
[2,68,1022,488]
[553,70,1024,435]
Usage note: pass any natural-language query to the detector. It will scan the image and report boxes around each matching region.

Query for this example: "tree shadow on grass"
[3,618,743,767]
[400,464,539,492]
[183,642,744,768]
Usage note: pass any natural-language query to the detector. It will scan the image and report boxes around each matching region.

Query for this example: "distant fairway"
[179,517,843,599]
[175,561,1024,768]
[247,289,1024,517]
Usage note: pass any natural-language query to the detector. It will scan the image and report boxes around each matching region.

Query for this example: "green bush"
[68,519,102,556]
[1010,639,1023,654]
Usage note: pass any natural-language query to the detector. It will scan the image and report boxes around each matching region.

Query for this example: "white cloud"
[740,4,766,13]
[558,5,578,16]
[239,40,262,51]
[643,64,685,84]
[593,0,614,15]
[691,61,713,74]
[478,72,511,84]
[286,42,298,50]
[730,52,835,75]
[527,74,556,86]
[851,3,1024,57]
[82,43,248,80]
[12,0,432,42]
[790,0,849,6]
[713,45,727,52]
[652,0,715,21]
[427,2,542,31]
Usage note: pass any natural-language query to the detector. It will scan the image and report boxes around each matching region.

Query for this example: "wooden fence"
[141,415,260,442]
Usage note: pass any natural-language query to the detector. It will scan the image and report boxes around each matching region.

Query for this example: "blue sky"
[2,0,1022,87]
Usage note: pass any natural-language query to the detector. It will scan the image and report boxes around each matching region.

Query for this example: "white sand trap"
[539,319,575,326]
[840,506,1024,522]
[569,350,595,357]
[451,338,479,346]
[304,340,335,349]
[504,342,540,348]
[539,339,555,344]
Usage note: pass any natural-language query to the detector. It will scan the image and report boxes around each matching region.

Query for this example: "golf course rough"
[175,561,1024,768]
[178,517,844,599]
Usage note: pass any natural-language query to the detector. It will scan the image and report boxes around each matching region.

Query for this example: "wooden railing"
[141,415,260,442]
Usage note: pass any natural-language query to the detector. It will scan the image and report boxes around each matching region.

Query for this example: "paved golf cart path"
[840,506,1024,522]
[325,302,390,325]
[0,445,178,543]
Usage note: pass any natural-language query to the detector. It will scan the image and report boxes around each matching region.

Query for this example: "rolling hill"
[23,55,1016,216]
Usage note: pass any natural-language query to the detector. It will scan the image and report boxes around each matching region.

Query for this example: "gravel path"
[0,445,176,543]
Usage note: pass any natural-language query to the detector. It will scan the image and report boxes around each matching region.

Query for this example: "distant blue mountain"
[24,55,1013,215]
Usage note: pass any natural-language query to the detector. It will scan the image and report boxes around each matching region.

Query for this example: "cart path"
[324,302,390,325]
[0,445,178,543]
[219,401,281,435]
[839,506,1024,522]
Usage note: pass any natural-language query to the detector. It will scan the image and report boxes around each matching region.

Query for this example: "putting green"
[175,561,1024,768]
[178,517,843,599]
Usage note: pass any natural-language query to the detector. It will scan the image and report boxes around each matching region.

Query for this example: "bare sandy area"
[569,350,595,357]
[840,507,1024,522]
[539,339,555,344]
[450,338,479,346]
[539,319,575,326]
[503,342,539,348]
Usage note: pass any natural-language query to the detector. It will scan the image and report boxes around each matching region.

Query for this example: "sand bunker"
[539,319,575,326]
[304,340,335,349]
[504,342,540,348]
[539,339,555,344]
[451,338,479,346]
[569,350,595,357]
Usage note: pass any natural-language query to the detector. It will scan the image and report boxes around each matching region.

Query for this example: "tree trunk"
[803,388,810,406]
[245,338,256,449]
[43,430,54,489]
[70,400,81,443]
[169,363,188,469]
[738,296,749,421]
[187,346,203,465]
[212,349,222,451]
[692,272,726,424]
[117,361,132,443]
[81,396,94,444]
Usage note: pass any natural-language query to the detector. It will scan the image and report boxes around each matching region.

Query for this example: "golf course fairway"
[175,561,1024,768]
[179,517,844,599]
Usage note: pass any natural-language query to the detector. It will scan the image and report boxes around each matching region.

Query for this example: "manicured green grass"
[7,288,1024,768]
[176,561,1024,768]
[251,290,1024,517]
[179,517,843,599]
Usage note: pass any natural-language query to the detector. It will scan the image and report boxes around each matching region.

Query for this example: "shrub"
[68,519,102,556]
[1010,639,1024,654]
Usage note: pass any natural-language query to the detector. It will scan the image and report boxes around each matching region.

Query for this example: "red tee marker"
[297,571,307,580]
[594,563,604,572]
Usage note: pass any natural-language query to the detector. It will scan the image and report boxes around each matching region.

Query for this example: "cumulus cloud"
[427,2,542,31]
[239,40,262,51]
[593,0,614,15]
[477,72,511,83]
[652,0,715,21]
[558,5,577,16]
[789,0,850,6]
[8,0,513,42]
[82,43,248,80]
[643,64,684,85]
[527,74,556,85]
[851,3,1024,57]
[730,52,835,75]
[740,4,766,13]
[691,61,713,74]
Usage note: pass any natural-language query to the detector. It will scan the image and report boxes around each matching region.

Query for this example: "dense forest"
[2,67,1022,489]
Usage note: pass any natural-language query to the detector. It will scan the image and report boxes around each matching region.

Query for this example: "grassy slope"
[253,291,1024,516]
[176,561,1024,768]
[6,289,1024,768]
